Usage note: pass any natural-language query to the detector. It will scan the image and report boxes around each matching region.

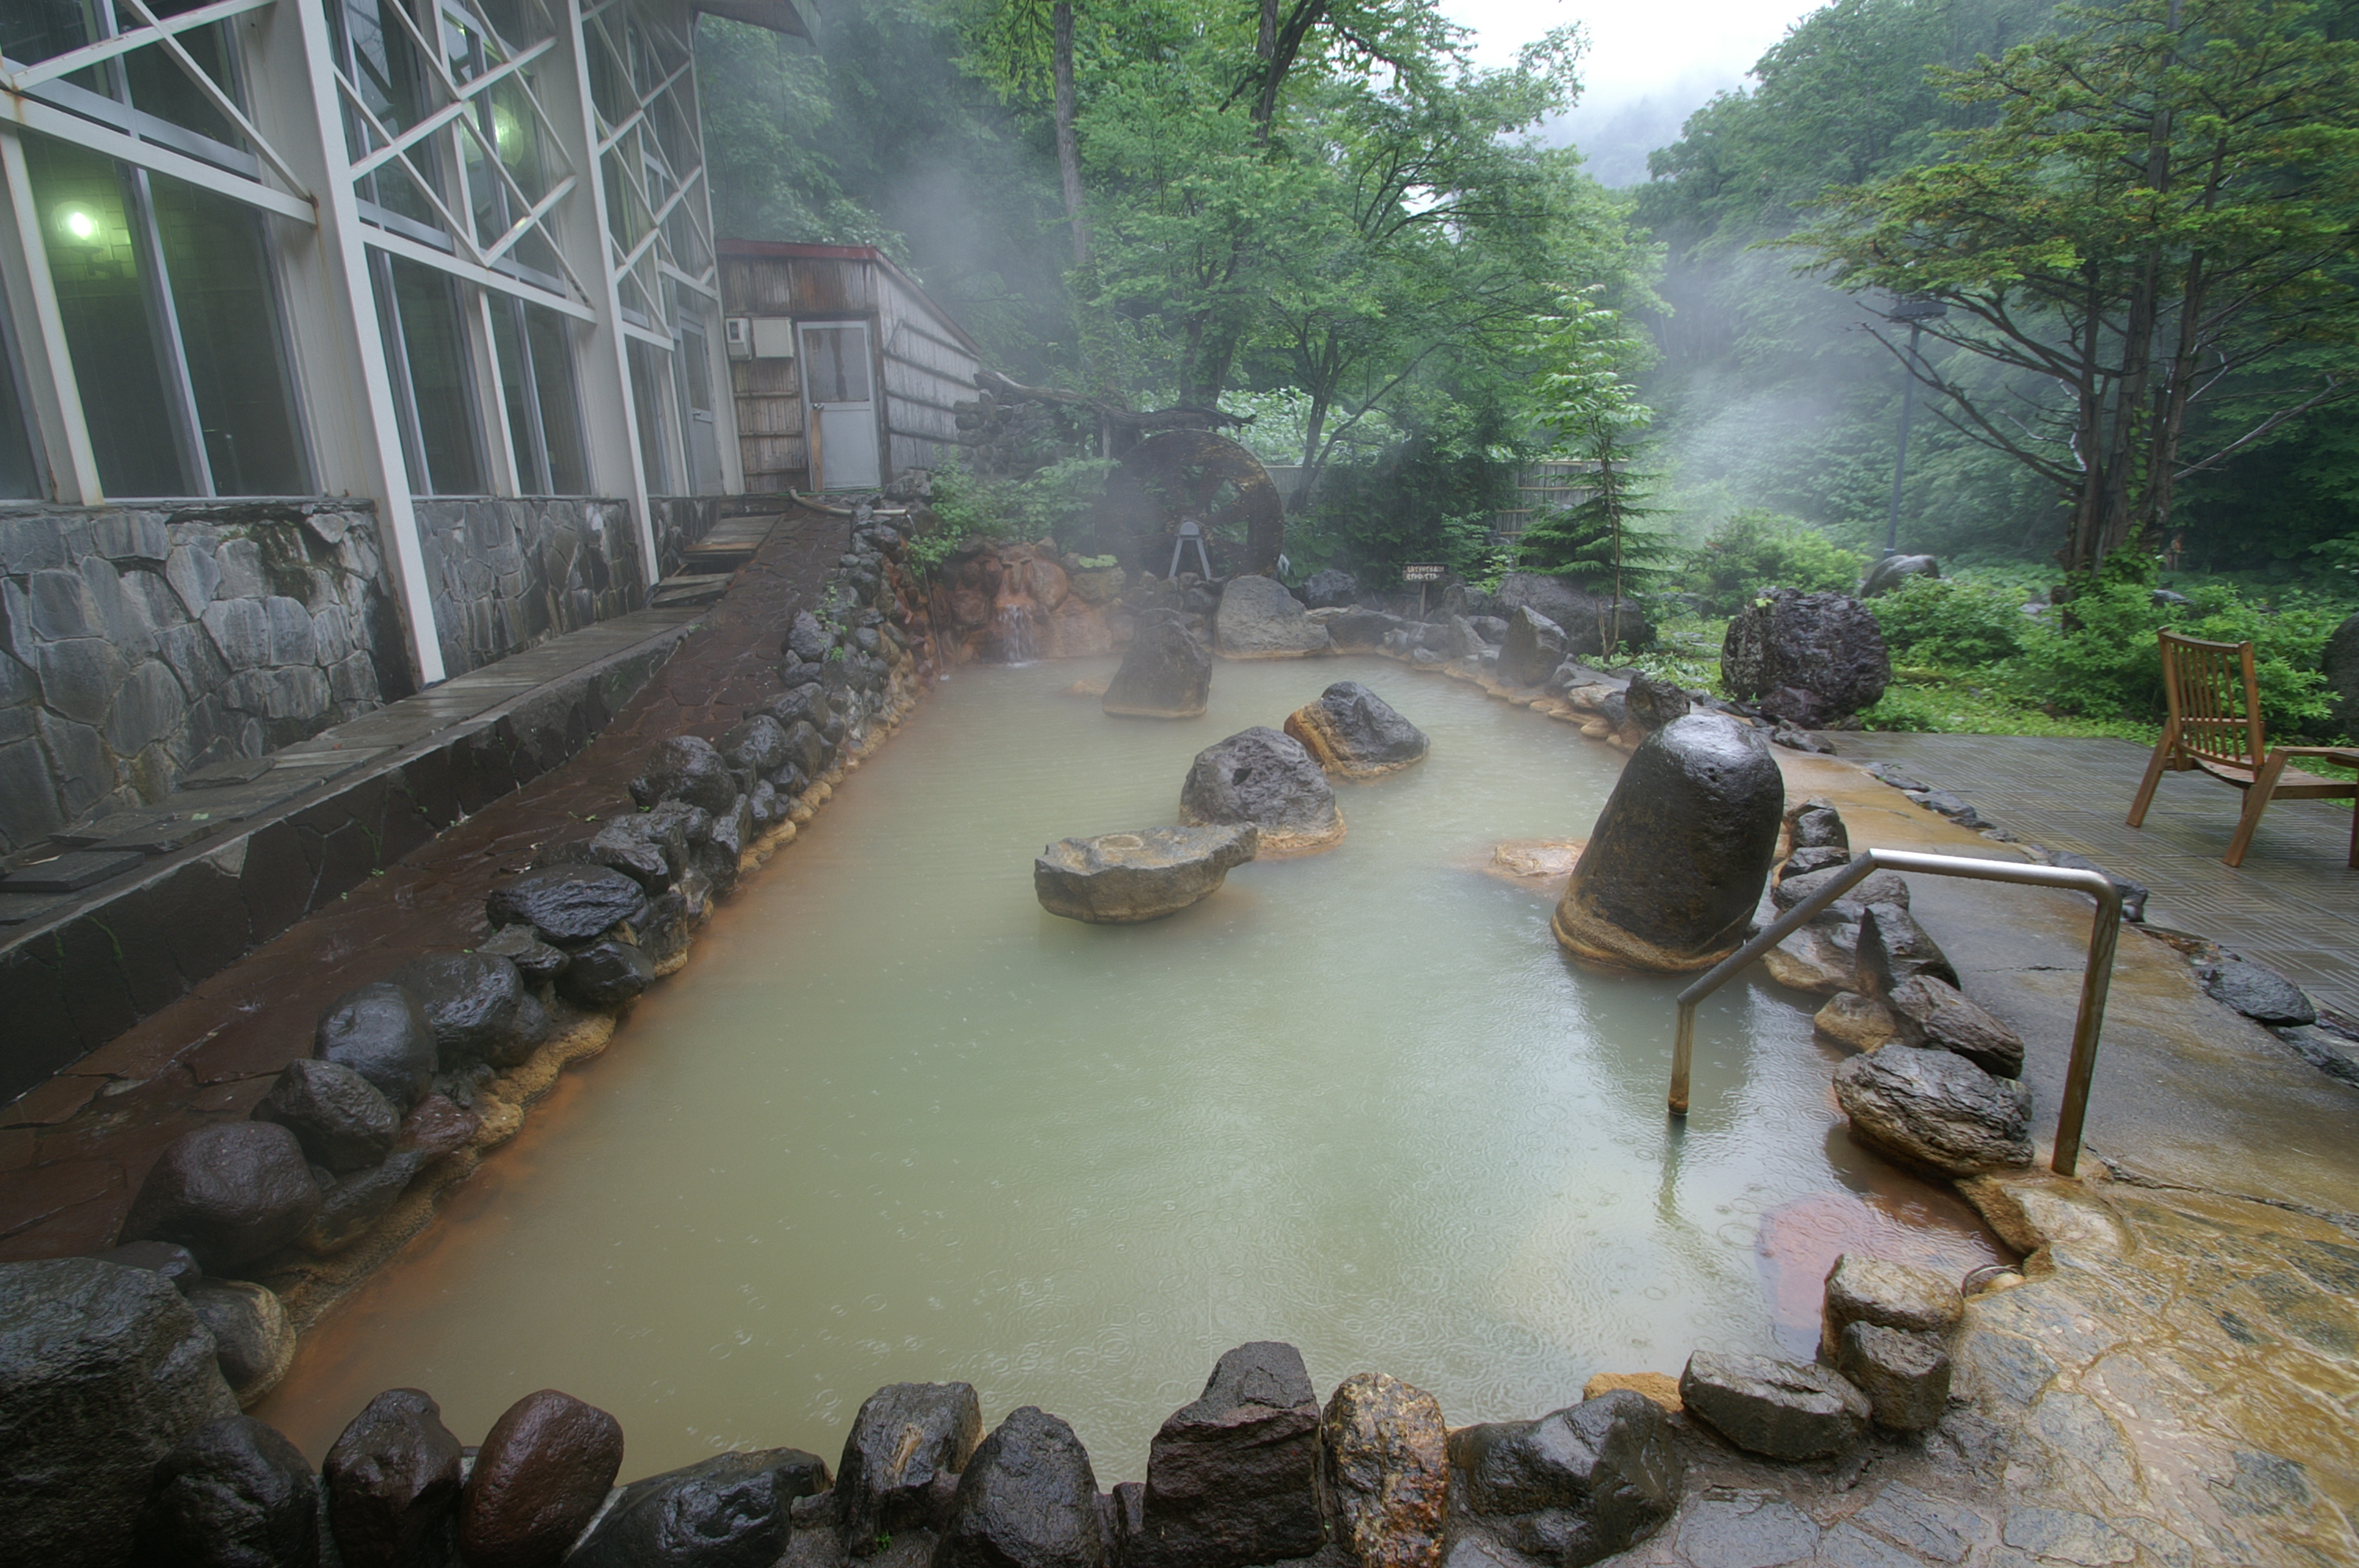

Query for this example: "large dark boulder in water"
[1283,682,1429,778]
[1178,727,1344,855]
[120,1121,324,1270]
[314,980,438,1110]
[1036,825,1259,924]
[1105,613,1213,719]
[323,1388,465,1568]
[837,1383,981,1554]
[252,1058,400,1172]
[390,953,547,1069]
[1495,607,1568,688]
[1320,1373,1447,1568]
[1552,714,1784,972]
[1299,568,1361,609]
[573,1449,829,1568]
[630,734,740,815]
[0,1258,238,1568]
[140,1414,322,1568]
[1327,608,1403,652]
[1721,589,1891,728]
[485,866,649,949]
[935,1405,1107,1568]
[1492,575,1655,657]
[1859,553,1939,597]
[1446,1392,1682,1567]
[460,1389,627,1568]
[1132,1342,1325,1568]
[1213,575,1331,659]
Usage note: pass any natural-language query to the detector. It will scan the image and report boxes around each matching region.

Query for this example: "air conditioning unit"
[751,318,796,360]
[724,316,754,359]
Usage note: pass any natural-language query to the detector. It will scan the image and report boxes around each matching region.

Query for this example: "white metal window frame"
[0,0,743,686]
[2,0,319,500]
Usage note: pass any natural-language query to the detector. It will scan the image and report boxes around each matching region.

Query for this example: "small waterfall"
[996,604,1039,664]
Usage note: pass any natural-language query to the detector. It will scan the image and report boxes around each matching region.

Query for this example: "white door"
[799,321,880,490]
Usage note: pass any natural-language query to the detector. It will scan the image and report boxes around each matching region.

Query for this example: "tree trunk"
[1053,2,1089,268]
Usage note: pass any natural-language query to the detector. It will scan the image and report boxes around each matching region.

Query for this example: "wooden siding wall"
[722,252,982,494]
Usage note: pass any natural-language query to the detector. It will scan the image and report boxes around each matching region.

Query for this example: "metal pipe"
[1670,848,2123,1178]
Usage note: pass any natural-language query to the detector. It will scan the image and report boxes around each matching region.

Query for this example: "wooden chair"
[2127,631,2359,867]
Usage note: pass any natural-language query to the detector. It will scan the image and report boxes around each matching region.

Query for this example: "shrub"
[2019,554,2339,737]
[1869,575,2027,666]
[1683,510,1870,615]
[914,457,1116,568]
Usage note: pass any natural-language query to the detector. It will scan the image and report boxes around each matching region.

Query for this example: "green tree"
[1519,285,1671,657]
[1787,0,2359,576]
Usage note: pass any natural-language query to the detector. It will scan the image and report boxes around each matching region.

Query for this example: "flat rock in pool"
[1678,1352,1869,1461]
[1834,1045,2033,1175]
[1552,714,1783,973]
[1484,840,1586,887]
[1104,613,1212,719]
[1178,727,1343,855]
[1282,681,1429,778]
[1036,825,1259,924]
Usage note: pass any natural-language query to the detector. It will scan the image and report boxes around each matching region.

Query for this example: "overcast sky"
[1442,0,1818,103]
[1436,0,1826,180]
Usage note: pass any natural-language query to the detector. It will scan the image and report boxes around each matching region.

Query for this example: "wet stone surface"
[1611,1172,2359,1567]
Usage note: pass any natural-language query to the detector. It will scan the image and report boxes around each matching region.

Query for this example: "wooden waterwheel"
[1092,429,1285,578]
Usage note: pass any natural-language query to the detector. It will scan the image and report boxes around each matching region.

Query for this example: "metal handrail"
[1670,848,2123,1178]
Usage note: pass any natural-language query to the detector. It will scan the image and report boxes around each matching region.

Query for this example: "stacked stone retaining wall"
[0,500,406,854]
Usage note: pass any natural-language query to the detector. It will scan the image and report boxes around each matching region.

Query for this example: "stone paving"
[1572,739,2359,1568]
[1604,1167,2359,1566]
[1831,732,2358,1024]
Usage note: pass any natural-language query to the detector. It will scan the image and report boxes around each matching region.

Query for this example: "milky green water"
[258,657,1994,1479]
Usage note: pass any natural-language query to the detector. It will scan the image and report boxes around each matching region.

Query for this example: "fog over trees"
[699,0,2359,590]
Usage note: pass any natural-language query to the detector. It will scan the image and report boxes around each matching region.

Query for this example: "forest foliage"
[696,0,2359,731]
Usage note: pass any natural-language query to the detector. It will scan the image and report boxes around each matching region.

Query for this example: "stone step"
[0,606,700,1102]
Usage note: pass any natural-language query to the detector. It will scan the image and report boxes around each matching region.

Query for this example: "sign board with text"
[1401,564,1446,583]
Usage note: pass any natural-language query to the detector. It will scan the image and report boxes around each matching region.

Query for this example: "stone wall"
[649,494,722,579]
[413,498,645,678]
[0,502,405,854]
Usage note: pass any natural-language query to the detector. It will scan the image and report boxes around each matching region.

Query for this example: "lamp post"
[1884,295,1946,558]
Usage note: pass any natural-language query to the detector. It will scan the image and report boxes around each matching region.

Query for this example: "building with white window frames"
[0,0,799,846]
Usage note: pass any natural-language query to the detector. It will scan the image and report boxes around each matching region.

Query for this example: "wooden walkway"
[1830,732,2359,1023]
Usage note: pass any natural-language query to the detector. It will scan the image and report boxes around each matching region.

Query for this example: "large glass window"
[331,0,449,241]
[371,250,487,495]
[23,133,307,497]
[3,0,255,181]
[490,297,588,495]
[0,299,41,500]
[627,338,672,494]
